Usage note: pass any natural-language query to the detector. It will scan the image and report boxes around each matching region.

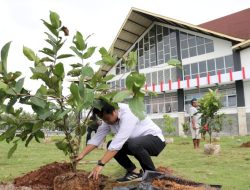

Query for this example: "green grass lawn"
[0,135,250,190]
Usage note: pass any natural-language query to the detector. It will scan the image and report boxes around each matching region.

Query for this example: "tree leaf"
[0,81,8,91]
[30,96,46,108]
[70,83,81,105]
[53,63,64,78]
[57,54,74,59]
[73,31,86,51]
[167,59,182,69]
[25,134,34,147]
[41,19,58,37]
[82,47,96,59]
[113,90,132,103]
[128,97,145,120]
[15,78,25,93]
[49,11,60,28]
[70,63,82,68]
[70,46,82,58]
[96,83,110,91]
[1,41,11,75]
[23,46,36,61]
[126,51,137,69]
[102,74,115,82]
[81,66,94,78]
[7,143,17,159]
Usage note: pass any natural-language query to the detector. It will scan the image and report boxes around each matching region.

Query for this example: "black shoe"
[116,171,143,183]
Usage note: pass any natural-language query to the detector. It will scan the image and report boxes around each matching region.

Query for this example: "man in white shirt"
[75,101,166,182]
[189,98,201,149]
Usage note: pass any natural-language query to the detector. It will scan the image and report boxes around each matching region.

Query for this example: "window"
[180,31,214,59]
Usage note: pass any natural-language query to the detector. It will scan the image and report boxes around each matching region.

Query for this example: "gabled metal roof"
[102,7,244,74]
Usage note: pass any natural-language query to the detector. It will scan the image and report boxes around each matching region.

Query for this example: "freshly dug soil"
[14,162,72,190]
[54,171,108,190]
[157,166,174,175]
[240,141,250,147]
[152,179,214,190]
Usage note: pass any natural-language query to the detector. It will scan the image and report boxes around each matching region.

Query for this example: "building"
[103,8,250,136]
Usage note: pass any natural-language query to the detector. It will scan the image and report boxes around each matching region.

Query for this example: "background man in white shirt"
[75,101,166,182]
[189,98,201,149]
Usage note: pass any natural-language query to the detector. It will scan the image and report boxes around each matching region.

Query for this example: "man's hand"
[88,165,103,180]
[74,153,84,162]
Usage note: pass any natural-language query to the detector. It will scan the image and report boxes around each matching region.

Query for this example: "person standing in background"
[189,98,201,149]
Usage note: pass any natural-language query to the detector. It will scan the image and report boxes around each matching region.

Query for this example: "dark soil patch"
[240,141,250,147]
[54,172,108,190]
[14,162,72,190]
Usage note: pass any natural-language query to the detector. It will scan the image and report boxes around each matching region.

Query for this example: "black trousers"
[107,134,166,172]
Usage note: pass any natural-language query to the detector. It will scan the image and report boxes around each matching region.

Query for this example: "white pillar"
[178,112,185,136]
[237,107,248,136]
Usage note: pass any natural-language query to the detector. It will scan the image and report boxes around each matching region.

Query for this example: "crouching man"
[75,101,166,182]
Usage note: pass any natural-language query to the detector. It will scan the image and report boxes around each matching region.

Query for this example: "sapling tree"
[163,114,176,136]
[0,11,146,172]
[197,89,224,144]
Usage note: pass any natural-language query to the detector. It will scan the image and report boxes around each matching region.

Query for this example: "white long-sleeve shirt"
[87,103,165,151]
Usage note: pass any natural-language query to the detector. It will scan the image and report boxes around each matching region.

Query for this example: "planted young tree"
[197,89,224,144]
[0,11,146,172]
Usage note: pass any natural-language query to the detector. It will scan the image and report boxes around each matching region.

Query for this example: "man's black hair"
[93,100,116,118]
[191,98,197,105]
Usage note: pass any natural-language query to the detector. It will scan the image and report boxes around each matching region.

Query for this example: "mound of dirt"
[14,162,72,190]
[240,141,250,147]
[54,172,108,190]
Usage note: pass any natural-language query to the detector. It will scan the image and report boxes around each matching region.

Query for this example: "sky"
[1,0,250,95]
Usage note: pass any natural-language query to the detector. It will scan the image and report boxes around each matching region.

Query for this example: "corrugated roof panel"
[123,20,145,36]
[119,30,138,43]
[115,39,132,51]
[129,11,152,28]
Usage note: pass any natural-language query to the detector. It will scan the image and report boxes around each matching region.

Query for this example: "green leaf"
[167,59,182,69]
[39,111,53,120]
[50,11,60,28]
[57,109,72,120]
[30,66,48,74]
[57,54,74,59]
[128,97,145,120]
[0,126,17,142]
[82,47,96,59]
[1,41,11,75]
[73,31,86,51]
[40,48,55,57]
[126,51,137,69]
[32,121,43,133]
[70,83,81,104]
[34,130,45,139]
[41,19,58,37]
[25,134,34,147]
[15,78,25,93]
[113,90,132,102]
[55,141,69,155]
[70,63,82,68]
[30,96,46,108]
[82,88,94,108]
[23,46,36,61]
[81,66,94,78]
[96,83,110,91]
[0,81,8,91]
[53,63,64,78]
[70,46,82,58]
[102,74,115,82]
[7,143,17,159]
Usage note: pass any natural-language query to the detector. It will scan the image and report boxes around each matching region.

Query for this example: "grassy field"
[0,135,250,190]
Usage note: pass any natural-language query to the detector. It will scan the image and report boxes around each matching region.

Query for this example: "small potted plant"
[197,89,224,155]
[182,121,189,136]
[163,114,176,143]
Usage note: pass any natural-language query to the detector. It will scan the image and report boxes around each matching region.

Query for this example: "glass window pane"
[144,43,149,51]
[180,32,187,40]
[183,64,190,76]
[171,47,177,57]
[181,49,189,59]
[216,57,224,69]
[164,54,170,62]
[158,42,163,51]
[164,45,170,54]
[146,73,151,85]
[170,39,177,47]
[181,40,188,49]
[165,103,171,113]
[205,43,214,53]
[146,105,151,114]
[149,27,155,37]
[225,55,234,68]
[171,68,177,82]
[228,95,236,107]
[199,61,207,73]
[170,29,176,38]
[156,25,162,34]
[207,59,215,71]
[144,34,149,43]
[189,47,197,57]
[152,71,157,84]
[139,40,143,49]
[196,36,205,45]
[191,63,198,74]
[188,36,196,47]
[197,45,205,55]
[164,69,170,83]
[158,70,164,84]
